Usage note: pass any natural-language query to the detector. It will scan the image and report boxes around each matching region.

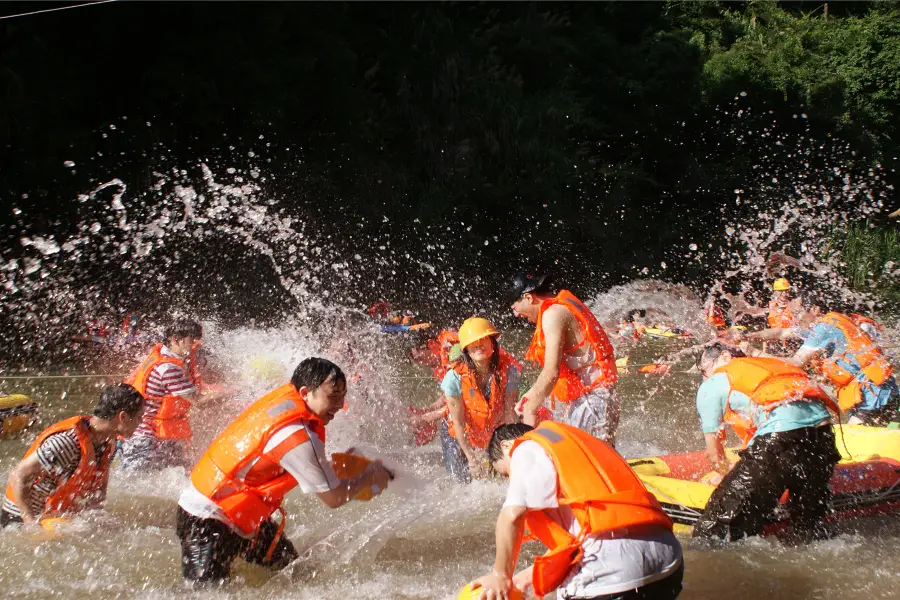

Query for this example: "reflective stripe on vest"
[525,290,617,404]
[125,344,193,440]
[4,416,114,518]
[190,383,325,536]
[511,421,672,597]
[447,349,520,449]
[714,357,838,446]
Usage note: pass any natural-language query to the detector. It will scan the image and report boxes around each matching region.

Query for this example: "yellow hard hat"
[457,317,499,349]
[457,583,523,600]
[772,278,791,292]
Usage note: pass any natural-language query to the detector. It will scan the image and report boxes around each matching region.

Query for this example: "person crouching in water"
[470,422,683,600]
[2,384,144,527]
[122,318,224,471]
[176,357,393,583]
[439,317,521,483]
[508,272,621,445]
[693,344,841,541]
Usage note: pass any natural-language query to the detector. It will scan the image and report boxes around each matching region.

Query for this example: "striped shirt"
[133,345,198,439]
[2,428,110,518]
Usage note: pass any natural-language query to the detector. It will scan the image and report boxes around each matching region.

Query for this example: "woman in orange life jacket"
[176,357,393,583]
[1,384,144,528]
[121,318,226,472]
[439,317,521,483]
[751,299,900,426]
[692,343,841,541]
[507,272,621,445]
[469,422,683,600]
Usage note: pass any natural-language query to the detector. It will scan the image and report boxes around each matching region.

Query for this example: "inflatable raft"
[630,425,900,535]
[0,394,39,439]
[643,327,691,339]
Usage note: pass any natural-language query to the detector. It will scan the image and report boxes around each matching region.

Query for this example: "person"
[508,273,620,445]
[469,422,682,600]
[767,278,797,328]
[120,318,226,471]
[439,317,521,483]
[1,384,144,526]
[692,344,841,541]
[176,357,393,583]
[750,304,899,425]
[408,330,461,446]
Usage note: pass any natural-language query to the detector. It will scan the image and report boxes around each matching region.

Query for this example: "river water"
[1,334,898,600]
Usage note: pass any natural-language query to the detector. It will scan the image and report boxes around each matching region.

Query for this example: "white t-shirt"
[505,440,682,598]
[178,421,340,537]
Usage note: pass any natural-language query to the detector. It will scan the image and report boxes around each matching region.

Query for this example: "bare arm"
[786,346,822,369]
[7,454,44,523]
[469,504,527,599]
[520,307,566,425]
[445,393,478,461]
[704,433,730,475]
[317,460,391,509]
[502,389,519,424]
[744,328,798,342]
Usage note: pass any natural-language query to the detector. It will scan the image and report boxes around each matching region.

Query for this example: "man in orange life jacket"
[749,301,899,426]
[1,384,144,527]
[508,273,621,445]
[469,422,683,600]
[121,318,223,471]
[176,357,393,583]
[693,344,841,541]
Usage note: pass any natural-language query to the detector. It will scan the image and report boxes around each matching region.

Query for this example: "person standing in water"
[121,318,223,471]
[693,344,841,541]
[176,357,393,583]
[439,317,521,483]
[469,422,682,600]
[2,384,144,527]
[508,273,620,445]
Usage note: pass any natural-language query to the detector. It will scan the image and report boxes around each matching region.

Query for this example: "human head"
[94,383,145,437]
[458,317,500,368]
[696,342,746,380]
[291,357,347,424]
[488,423,534,476]
[165,318,202,358]
[507,272,554,322]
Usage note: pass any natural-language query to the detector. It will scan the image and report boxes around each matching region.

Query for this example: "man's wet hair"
[488,423,534,462]
[291,357,346,391]
[94,383,144,419]
[697,342,746,369]
[165,318,203,341]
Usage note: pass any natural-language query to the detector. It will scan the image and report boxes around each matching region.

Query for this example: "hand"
[365,460,392,497]
[511,568,533,595]
[470,572,513,600]
[467,455,489,480]
[700,471,724,486]
[520,408,537,427]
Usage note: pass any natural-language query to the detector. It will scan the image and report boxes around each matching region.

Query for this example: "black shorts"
[176,506,298,583]
[577,563,684,600]
[0,509,23,528]
[693,425,841,541]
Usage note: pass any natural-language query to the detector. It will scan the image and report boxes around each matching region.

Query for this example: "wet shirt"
[2,430,109,518]
[696,372,830,444]
[133,345,198,440]
[178,421,340,537]
[439,362,521,398]
[505,440,682,598]
[800,322,898,412]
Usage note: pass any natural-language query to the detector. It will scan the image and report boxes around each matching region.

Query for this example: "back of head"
[698,342,746,368]
[505,272,554,304]
[291,357,346,391]
[165,318,203,341]
[488,423,534,461]
[94,383,144,419]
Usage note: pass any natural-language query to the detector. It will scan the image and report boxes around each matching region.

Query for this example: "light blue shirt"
[440,362,521,399]
[800,322,898,412]
[696,372,830,445]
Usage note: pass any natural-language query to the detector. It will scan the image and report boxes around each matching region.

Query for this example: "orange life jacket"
[526,290,618,403]
[767,301,795,328]
[707,306,727,331]
[124,344,194,440]
[428,330,460,381]
[815,313,893,400]
[446,349,520,449]
[190,383,326,536]
[714,357,838,446]
[4,416,115,518]
[512,421,672,597]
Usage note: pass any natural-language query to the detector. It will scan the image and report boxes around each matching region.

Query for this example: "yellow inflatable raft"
[643,327,692,339]
[630,425,900,535]
[0,394,39,439]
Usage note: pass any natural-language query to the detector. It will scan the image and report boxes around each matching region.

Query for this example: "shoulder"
[697,373,730,404]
